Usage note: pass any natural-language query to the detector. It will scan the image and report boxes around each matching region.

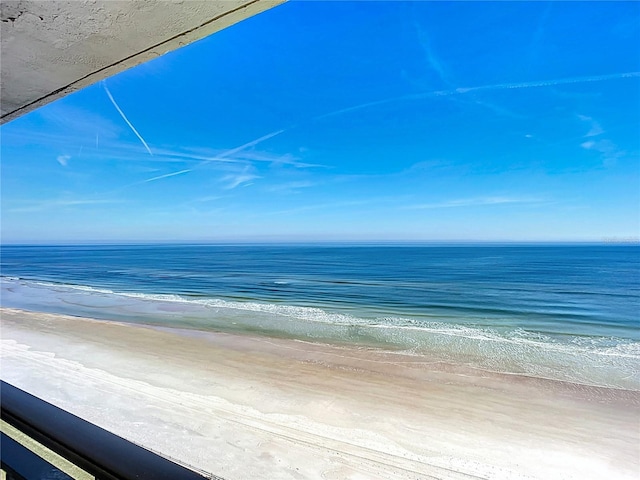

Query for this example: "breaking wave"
[2,276,639,390]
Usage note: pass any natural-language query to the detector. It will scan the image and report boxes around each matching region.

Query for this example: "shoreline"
[3,272,638,391]
[1,307,638,479]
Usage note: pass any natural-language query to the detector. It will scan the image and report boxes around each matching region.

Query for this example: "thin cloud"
[136,129,294,185]
[8,199,122,213]
[191,195,224,203]
[191,129,287,167]
[316,98,392,120]
[265,195,410,217]
[456,72,640,93]
[527,2,552,72]
[267,199,376,217]
[469,97,526,120]
[130,125,315,190]
[142,169,192,184]
[577,114,604,137]
[166,145,320,168]
[37,104,121,140]
[317,72,640,120]
[103,80,153,156]
[151,147,241,165]
[221,170,261,190]
[5,120,317,178]
[404,196,546,210]
[415,20,454,87]
[112,168,192,192]
[239,151,323,169]
[414,19,525,120]
[215,129,286,161]
[266,180,316,194]
[135,128,285,190]
[580,139,625,167]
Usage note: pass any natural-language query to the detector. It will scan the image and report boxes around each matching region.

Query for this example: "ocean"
[1,244,638,390]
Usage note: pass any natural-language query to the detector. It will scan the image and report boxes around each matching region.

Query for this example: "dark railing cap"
[1,380,216,480]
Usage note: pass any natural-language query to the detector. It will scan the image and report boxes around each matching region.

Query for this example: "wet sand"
[1,308,638,479]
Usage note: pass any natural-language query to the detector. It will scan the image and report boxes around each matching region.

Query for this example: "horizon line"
[2,239,638,247]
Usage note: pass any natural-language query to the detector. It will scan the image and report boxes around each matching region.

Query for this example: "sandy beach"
[1,307,638,479]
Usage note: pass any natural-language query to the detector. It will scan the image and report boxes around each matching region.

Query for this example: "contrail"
[105,168,192,194]
[453,71,640,94]
[206,129,286,163]
[135,129,286,185]
[415,19,454,88]
[142,169,191,183]
[103,81,153,156]
[317,71,640,120]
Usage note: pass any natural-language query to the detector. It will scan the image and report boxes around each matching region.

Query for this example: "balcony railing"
[0,381,219,480]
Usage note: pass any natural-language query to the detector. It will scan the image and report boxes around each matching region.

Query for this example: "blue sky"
[2,1,639,243]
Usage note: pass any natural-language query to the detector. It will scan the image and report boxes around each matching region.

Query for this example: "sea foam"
[2,276,638,390]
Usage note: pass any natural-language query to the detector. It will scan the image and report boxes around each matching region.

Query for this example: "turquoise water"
[1,244,638,389]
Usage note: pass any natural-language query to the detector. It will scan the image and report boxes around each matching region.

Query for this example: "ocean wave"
[3,276,638,350]
[0,275,21,282]
[2,276,638,389]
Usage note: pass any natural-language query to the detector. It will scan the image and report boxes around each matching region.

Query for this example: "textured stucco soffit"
[1,0,284,124]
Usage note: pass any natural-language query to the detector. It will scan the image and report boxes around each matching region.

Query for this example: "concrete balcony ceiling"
[0,0,283,124]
